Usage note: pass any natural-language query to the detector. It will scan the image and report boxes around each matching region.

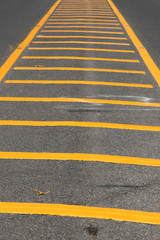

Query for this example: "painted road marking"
[53,10,113,12]
[41,30,123,34]
[50,16,117,18]
[0,152,159,167]
[43,26,122,29]
[53,13,115,15]
[14,67,145,75]
[0,120,159,132]
[0,97,159,108]
[5,80,152,88]
[32,41,129,45]
[22,56,137,62]
[1,202,160,225]
[0,0,63,83]
[36,35,127,40]
[46,22,120,25]
[28,47,134,53]
[108,0,160,86]
[49,19,119,21]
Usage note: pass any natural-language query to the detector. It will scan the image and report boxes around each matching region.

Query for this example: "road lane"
[0,0,160,239]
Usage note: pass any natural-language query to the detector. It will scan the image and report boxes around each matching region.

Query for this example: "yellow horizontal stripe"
[0,151,159,167]
[36,35,127,40]
[51,16,117,18]
[28,47,133,53]
[55,12,113,14]
[0,120,158,131]
[41,30,123,34]
[14,67,145,74]
[0,97,159,108]
[108,0,160,87]
[5,80,152,88]
[46,22,120,25]
[53,14,114,16]
[55,11,113,13]
[1,202,160,225]
[32,41,129,45]
[52,15,116,20]
[22,56,137,62]
[43,26,121,29]
[58,7,110,8]
[49,19,118,22]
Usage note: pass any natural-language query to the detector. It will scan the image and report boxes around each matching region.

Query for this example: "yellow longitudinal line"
[43,26,121,29]
[49,19,118,22]
[0,152,158,167]
[41,30,124,34]
[28,47,134,53]
[6,80,152,88]
[1,202,160,225]
[0,120,158,132]
[14,67,145,74]
[0,97,159,108]
[36,35,127,40]
[32,41,129,46]
[108,0,160,86]
[46,22,120,25]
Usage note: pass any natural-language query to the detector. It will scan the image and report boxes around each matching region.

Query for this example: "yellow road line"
[14,67,145,74]
[28,47,134,53]
[36,35,127,40]
[53,14,115,17]
[54,11,114,13]
[0,97,159,107]
[0,120,158,131]
[52,15,116,19]
[46,22,120,25]
[43,26,122,29]
[108,0,160,86]
[55,11,113,13]
[0,0,62,83]
[56,7,111,8]
[51,15,117,18]
[49,19,118,22]
[5,80,152,88]
[53,13,114,15]
[22,56,137,62]
[1,202,160,225]
[0,151,159,167]
[41,30,124,34]
[32,41,129,45]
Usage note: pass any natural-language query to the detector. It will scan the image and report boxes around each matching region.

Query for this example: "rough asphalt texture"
[0,0,160,239]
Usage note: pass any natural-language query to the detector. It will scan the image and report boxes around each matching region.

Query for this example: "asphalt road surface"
[0,0,160,239]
